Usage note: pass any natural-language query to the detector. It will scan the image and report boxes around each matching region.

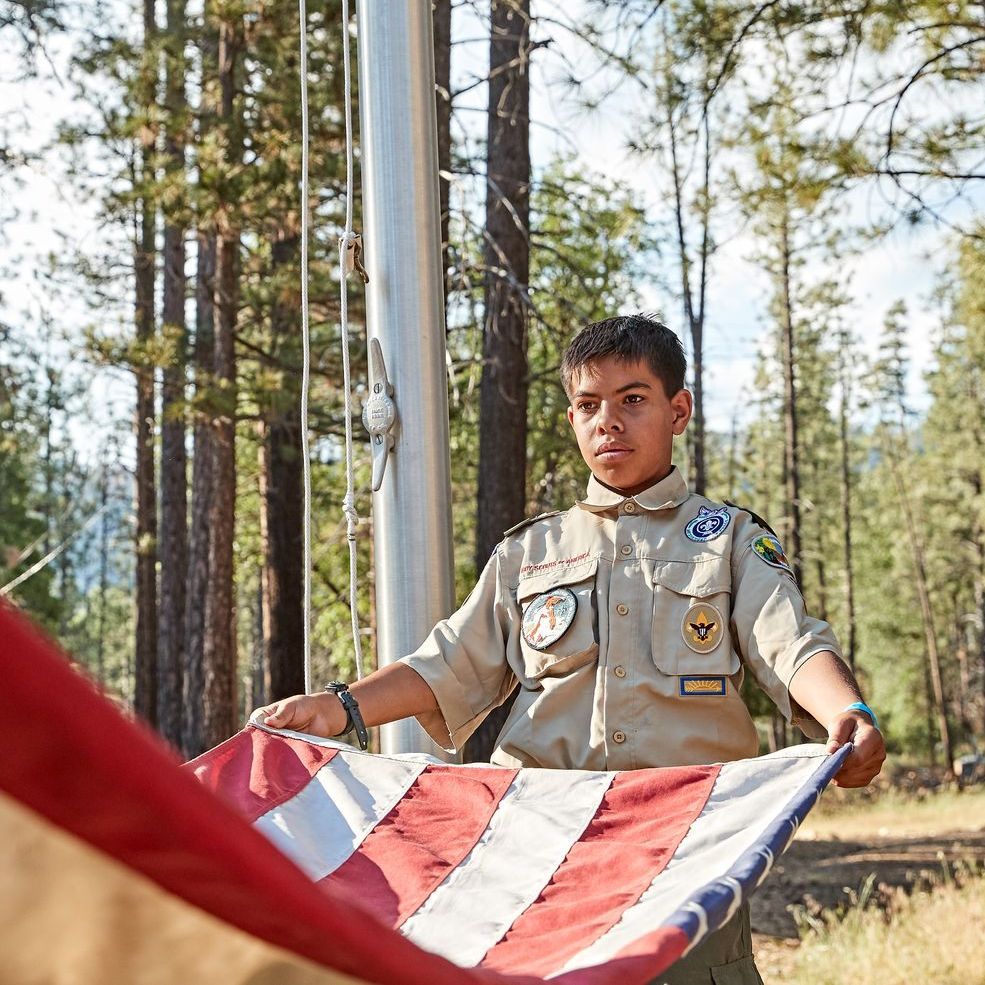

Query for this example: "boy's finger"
[825,714,855,753]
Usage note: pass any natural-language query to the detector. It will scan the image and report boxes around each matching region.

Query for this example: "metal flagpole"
[355,0,457,758]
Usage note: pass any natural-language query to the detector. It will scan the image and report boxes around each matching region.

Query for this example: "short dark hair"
[560,314,686,399]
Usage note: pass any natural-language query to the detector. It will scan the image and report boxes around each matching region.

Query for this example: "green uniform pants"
[649,903,764,985]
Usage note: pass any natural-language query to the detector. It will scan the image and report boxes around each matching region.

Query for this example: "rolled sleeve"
[730,519,842,740]
[400,549,516,752]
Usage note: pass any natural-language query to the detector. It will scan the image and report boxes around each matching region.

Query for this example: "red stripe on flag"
[188,726,337,822]
[323,764,517,927]
[479,763,720,978]
[550,927,691,985]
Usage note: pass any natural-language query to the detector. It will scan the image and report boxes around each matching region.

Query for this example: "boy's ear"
[671,389,693,435]
[566,405,575,428]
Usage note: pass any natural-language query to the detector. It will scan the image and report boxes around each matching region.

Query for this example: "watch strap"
[324,681,369,751]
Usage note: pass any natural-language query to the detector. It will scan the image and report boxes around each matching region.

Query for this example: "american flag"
[0,604,846,985]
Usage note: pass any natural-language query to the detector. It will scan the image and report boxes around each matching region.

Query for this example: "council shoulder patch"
[679,676,727,696]
[752,534,792,572]
[684,505,731,543]
[521,587,577,650]
[681,601,724,654]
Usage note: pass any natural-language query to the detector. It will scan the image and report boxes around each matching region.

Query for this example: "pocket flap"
[516,556,599,601]
[656,556,731,598]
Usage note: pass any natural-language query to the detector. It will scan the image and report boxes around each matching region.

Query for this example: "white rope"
[338,0,365,681]
[299,0,313,694]
[298,0,365,689]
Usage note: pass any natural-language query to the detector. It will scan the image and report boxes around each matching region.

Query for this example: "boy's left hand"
[825,711,886,788]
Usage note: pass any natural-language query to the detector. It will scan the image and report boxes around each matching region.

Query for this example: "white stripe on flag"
[399,767,615,966]
[255,748,427,880]
[551,748,828,976]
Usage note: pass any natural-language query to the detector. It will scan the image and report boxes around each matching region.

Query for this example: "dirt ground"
[749,828,985,979]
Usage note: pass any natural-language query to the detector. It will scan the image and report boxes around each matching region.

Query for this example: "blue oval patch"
[685,506,731,543]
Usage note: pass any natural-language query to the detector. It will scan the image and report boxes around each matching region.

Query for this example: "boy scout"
[258,315,886,984]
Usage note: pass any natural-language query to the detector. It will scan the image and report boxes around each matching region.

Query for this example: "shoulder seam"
[502,510,563,537]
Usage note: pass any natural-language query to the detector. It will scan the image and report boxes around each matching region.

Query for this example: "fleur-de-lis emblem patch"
[681,602,725,654]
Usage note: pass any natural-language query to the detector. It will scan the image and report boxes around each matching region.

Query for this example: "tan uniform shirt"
[402,467,838,771]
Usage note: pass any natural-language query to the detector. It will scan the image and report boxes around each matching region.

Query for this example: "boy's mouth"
[596,442,631,461]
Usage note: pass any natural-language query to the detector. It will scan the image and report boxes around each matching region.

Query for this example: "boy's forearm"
[259,661,440,737]
[349,661,440,729]
[787,649,866,725]
[787,649,885,788]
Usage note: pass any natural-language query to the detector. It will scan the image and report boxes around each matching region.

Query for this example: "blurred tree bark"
[157,0,188,747]
[133,0,158,728]
[469,0,531,762]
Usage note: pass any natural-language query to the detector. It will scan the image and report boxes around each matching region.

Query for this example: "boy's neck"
[593,464,675,498]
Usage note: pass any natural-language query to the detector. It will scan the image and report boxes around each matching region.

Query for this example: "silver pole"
[356,0,457,758]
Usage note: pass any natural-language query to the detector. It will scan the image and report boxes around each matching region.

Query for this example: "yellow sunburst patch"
[680,676,727,696]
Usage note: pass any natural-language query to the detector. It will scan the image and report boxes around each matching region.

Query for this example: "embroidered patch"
[521,587,577,651]
[685,506,731,543]
[679,676,727,696]
[752,534,792,572]
[681,601,725,654]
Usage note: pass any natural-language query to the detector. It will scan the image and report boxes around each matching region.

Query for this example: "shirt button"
[612,729,627,744]
[616,602,629,616]
[620,544,633,556]
[624,502,637,513]
[613,665,627,678]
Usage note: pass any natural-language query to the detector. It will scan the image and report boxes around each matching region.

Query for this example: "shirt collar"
[578,466,690,513]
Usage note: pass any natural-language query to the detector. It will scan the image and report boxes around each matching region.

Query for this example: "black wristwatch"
[324,681,369,751]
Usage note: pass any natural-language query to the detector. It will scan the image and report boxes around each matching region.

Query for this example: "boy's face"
[566,356,692,496]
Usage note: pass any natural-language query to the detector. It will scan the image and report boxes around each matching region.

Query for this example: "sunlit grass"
[789,874,985,985]
[799,786,985,840]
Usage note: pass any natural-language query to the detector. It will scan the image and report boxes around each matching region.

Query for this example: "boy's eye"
[625,393,643,404]
[578,401,597,412]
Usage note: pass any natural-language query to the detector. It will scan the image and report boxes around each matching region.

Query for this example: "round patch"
[681,602,725,654]
[752,534,792,572]
[685,506,731,543]
[522,587,577,650]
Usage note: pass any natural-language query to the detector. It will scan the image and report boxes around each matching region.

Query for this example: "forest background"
[1,0,984,774]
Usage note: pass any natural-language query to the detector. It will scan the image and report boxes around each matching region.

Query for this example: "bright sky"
[0,3,969,466]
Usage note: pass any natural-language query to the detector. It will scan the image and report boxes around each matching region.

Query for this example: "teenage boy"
[256,315,885,985]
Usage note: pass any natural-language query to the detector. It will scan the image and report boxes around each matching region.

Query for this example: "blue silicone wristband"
[843,701,878,730]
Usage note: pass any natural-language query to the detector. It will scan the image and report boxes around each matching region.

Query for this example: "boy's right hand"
[253,692,347,738]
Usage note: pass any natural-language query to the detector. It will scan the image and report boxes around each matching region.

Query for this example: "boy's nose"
[596,403,623,432]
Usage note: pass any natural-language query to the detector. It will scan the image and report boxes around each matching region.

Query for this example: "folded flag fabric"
[192,724,847,983]
[0,603,847,985]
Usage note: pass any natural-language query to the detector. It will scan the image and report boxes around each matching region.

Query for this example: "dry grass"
[798,786,985,840]
[788,871,985,985]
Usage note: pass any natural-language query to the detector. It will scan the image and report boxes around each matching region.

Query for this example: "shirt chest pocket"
[515,558,599,680]
[650,557,739,678]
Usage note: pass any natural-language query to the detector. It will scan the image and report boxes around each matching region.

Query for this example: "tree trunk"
[433,0,452,308]
[779,213,802,583]
[182,0,218,757]
[262,232,304,702]
[182,228,215,757]
[665,78,711,495]
[838,357,857,670]
[890,453,955,773]
[97,465,109,683]
[157,0,188,747]
[134,0,158,725]
[201,14,242,749]
[468,0,531,763]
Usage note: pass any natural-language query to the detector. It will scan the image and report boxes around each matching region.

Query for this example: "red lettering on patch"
[520,551,590,576]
